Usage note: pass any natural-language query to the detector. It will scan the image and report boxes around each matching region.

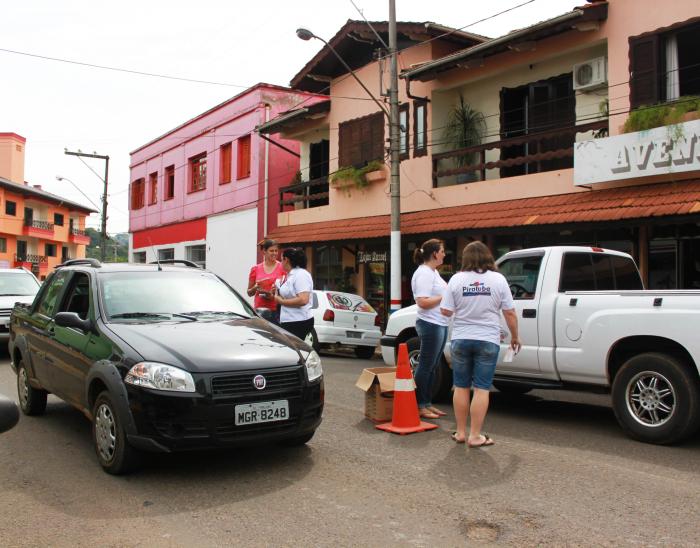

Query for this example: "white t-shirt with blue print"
[440,270,514,344]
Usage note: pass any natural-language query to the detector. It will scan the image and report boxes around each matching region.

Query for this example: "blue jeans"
[414,318,448,408]
[451,339,500,390]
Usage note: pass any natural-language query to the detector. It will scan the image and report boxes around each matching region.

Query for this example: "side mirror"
[55,311,92,333]
[0,394,19,433]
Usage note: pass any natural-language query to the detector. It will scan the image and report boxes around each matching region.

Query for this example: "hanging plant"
[622,96,700,133]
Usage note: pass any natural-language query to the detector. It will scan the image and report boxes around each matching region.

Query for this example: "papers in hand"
[503,346,516,363]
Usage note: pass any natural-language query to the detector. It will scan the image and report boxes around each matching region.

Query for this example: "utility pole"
[388,0,401,315]
[64,150,109,262]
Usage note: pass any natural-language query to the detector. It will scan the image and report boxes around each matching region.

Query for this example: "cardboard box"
[355,367,397,423]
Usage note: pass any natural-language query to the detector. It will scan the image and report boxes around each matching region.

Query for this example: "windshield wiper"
[110,312,197,321]
[183,310,250,319]
[0,293,33,296]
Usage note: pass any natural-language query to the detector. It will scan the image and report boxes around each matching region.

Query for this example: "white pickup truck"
[381,246,700,444]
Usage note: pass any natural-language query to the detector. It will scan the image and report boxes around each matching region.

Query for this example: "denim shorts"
[451,339,500,390]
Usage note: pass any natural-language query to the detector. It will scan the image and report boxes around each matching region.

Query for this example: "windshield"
[99,270,253,321]
[0,272,40,296]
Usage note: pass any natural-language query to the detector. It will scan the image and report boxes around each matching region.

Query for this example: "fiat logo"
[253,375,266,390]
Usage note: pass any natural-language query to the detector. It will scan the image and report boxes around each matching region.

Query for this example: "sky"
[2,0,585,234]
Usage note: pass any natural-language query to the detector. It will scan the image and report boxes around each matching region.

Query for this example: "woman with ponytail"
[274,247,315,341]
[411,238,449,420]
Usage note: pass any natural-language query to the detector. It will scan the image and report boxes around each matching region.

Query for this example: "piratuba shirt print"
[440,270,514,344]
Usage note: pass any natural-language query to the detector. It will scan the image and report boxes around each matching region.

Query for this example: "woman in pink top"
[247,238,285,323]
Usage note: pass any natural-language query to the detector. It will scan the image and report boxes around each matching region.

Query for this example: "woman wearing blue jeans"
[411,239,449,420]
[440,242,520,447]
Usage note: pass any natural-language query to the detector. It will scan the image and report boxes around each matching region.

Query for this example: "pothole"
[462,519,501,543]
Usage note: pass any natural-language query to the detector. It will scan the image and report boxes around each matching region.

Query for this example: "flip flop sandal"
[451,432,466,444]
[419,409,440,419]
[468,434,495,448]
[429,407,447,417]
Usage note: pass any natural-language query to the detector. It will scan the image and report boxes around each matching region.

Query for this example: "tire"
[304,328,320,353]
[16,360,47,416]
[92,391,140,474]
[493,382,532,396]
[279,431,315,447]
[354,346,376,360]
[611,352,700,445]
[405,336,451,403]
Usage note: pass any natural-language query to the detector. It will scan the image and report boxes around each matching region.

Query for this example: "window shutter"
[629,34,659,109]
[338,121,350,167]
[370,112,384,162]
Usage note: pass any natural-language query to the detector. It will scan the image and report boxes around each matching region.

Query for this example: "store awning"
[267,179,700,244]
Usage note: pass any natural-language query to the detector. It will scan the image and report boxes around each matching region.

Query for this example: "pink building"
[261,2,700,322]
[128,83,324,293]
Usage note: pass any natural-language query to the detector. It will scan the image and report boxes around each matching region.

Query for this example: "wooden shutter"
[629,34,659,109]
[237,136,251,179]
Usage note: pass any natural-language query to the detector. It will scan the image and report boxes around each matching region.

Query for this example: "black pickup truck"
[9,259,323,474]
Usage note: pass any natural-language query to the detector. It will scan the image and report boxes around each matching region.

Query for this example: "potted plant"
[442,94,486,183]
[622,96,700,133]
[330,160,385,193]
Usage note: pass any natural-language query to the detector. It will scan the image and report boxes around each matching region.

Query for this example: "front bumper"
[125,366,324,452]
[380,335,397,365]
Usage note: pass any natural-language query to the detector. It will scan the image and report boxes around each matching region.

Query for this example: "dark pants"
[414,318,448,408]
[281,318,314,342]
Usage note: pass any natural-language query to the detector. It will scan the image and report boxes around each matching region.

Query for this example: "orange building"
[0,133,96,279]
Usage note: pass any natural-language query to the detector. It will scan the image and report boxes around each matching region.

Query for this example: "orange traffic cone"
[376,343,439,435]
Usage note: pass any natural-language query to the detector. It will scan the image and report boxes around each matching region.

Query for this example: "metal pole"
[102,156,109,262]
[388,0,401,314]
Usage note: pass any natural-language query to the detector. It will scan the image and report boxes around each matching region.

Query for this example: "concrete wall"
[0,133,26,184]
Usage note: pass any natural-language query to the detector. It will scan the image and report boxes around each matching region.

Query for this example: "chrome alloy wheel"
[95,403,117,462]
[18,368,29,409]
[408,348,420,374]
[625,371,676,427]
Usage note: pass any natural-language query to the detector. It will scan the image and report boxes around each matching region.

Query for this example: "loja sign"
[574,119,700,186]
[357,251,387,264]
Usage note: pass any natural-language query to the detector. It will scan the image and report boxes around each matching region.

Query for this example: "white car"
[307,290,381,359]
[0,268,41,342]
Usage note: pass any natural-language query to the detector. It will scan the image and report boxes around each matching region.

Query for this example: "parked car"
[9,259,324,474]
[381,246,700,444]
[0,267,41,343]
[306,290,381,359]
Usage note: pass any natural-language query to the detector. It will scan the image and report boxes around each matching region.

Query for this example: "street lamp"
[55,176,102,212]
[297,11,402,315]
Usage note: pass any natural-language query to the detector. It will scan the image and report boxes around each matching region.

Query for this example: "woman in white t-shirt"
[440,241,521,447]
[274,247,314,341]
[411,238,449,420]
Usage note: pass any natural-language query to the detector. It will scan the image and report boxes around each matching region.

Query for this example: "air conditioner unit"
[573,57,607,91]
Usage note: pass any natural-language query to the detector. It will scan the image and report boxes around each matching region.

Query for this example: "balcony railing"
[279,175,330,211]
[14,254,48,264]
[71,227,88,237]
[23,219,55,231]
[432,120,608,187]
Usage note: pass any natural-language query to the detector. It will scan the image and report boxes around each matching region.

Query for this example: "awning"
[267,179,700,244]
[256,100,330,135]
[402,2,608,82]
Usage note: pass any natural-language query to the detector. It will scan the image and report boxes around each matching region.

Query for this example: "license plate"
[235,400,289,426]
[346,331,361,339]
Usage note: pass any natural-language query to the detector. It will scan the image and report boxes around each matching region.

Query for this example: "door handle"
[522,309,537,318]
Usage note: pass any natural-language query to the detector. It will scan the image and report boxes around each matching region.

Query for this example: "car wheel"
[279,431,315,447]
[16,359,47,416]
[92,391,140,474]
[493,382,532,396]
[405,337,451,403]
[354,346,376,360]
[304,328,320,353]
[611,352,700,445]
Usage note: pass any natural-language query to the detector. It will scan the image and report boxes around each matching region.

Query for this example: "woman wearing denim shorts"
[440,242,520,447]
[411,239,449,420]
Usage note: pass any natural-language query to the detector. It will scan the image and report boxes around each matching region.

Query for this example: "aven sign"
[574,119,700,186]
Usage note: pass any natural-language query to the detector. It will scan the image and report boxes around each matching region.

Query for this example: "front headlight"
[124,362,196,393]
[305,350,323,382]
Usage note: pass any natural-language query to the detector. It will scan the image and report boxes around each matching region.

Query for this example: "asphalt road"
[1,349,699,547]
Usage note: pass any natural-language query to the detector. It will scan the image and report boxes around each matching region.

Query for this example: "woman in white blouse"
[274,247,314,341]
[411,238,449,420]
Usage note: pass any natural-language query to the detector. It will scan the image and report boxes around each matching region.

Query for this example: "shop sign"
[574,119,700,186]
[357,251,387,264]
